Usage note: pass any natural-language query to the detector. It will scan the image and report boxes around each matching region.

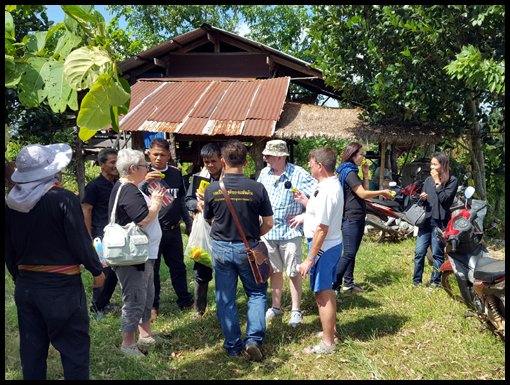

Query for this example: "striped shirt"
[258,162,317,240]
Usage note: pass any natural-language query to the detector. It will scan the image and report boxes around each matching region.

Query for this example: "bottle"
[93,237,108,267]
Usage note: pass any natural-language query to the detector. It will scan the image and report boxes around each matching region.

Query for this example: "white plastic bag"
[184,213,213,268]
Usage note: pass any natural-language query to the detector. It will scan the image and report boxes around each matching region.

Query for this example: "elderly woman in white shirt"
[108,149,165,358]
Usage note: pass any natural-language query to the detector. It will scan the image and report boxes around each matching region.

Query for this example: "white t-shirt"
[304,176,344,249]
[141,191,162,259]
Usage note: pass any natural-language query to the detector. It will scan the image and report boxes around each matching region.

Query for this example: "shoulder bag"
[103,183,150,266]
[404,197,426,228]
[219,180,272,285]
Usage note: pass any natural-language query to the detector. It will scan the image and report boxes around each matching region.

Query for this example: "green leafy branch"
[5,5,130,141]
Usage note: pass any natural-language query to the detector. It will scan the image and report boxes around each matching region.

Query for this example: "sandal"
[343,284,365,293]
[303,340,336,354]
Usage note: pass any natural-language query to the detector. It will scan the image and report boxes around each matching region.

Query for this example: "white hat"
[262,140,289,157]
[11,143,72,183]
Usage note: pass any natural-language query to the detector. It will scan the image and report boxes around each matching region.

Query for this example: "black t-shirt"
[203,173,273,243]
[5,187,103,288]
[108,181,149,226]
[82,174,117,230]
[343,171,366,221]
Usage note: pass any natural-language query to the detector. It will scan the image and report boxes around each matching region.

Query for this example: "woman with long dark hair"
[412,152,458,288]
[333,142,393,297]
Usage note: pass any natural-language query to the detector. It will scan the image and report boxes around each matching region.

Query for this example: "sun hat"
[262,140,289,157]
[11,143,72,183]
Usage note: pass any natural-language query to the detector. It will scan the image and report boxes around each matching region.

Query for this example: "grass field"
[4,230,505,380]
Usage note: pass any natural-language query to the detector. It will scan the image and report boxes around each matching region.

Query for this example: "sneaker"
[138,332,165,345]
[245,344,263,362]
[121,343,145,358]
[288,311,303,327]
[265,307,282,321]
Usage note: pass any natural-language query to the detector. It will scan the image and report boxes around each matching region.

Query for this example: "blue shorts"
[307,240,342,292]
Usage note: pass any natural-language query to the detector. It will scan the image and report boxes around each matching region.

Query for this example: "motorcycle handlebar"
[450,238,458,253]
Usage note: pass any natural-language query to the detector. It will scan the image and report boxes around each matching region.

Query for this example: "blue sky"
[44,5,128,29]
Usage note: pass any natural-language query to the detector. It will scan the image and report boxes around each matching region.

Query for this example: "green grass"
[5,230,505,380]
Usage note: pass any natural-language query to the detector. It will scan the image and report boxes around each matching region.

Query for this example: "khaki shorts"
[262,236,302,277]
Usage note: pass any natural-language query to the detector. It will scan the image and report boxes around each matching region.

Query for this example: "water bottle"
[93,237,108,267]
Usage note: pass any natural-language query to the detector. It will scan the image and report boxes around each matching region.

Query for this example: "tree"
[5,5,131,141]
[4,5,73,145]
[107,5,313,60]
[308,5,505,197]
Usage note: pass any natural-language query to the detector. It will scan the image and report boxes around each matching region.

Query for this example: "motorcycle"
[364,167,424,242]
[436,186,505,339]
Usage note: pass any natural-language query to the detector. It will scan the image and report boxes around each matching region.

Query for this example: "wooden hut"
[76,23,443,198]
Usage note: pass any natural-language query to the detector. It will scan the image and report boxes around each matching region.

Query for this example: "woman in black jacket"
[412,152,458,288]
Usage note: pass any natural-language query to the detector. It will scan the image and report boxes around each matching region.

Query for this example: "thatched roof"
[274,102,443,145]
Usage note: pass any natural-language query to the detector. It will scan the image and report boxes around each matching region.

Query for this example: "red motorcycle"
[437,186,505,339]
[364,168,424,242]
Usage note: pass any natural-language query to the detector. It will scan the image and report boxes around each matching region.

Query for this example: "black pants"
[153,226,193,310]
[333,219,365,289]
[90,229,118,312]
[194,261,213,284]
[14,282,90,380]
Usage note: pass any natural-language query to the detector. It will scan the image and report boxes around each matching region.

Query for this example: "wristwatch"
[435,182,441,187]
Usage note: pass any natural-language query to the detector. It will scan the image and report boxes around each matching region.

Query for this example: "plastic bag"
[184,213,213,268]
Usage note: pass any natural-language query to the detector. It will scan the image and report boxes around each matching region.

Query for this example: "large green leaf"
[5,55,22,88]
[17,57,51,107]
[46,61,72,113]
[77,74,112,136]
[61,5,95,36]
[63,46,111,90]
[107,77,130,106]
[5,10,14,39]
[77,126,98,142]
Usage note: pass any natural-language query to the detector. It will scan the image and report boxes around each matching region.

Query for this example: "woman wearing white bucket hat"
[5,143,105,380]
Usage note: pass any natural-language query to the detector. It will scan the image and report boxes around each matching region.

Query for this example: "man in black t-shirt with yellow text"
[203,140,273,362]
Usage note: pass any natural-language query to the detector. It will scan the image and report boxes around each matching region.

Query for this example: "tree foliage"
[308,5,505,197]
[107,5,313,60]
[5,5,130,141]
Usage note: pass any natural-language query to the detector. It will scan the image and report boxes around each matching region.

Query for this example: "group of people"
[5,137,458,379]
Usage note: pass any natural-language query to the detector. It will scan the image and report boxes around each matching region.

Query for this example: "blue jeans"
[413,217,447,286]
[333,219,365,289]
[212,240,268,356]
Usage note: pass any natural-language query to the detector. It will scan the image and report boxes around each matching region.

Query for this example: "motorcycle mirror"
[465,186,475,199]
[416,167,421,173]
[389,181,397,187]
[464,172,471,180]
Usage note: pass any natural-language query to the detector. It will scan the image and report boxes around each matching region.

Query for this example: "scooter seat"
[474,258,505,282]
[367,198,402,210]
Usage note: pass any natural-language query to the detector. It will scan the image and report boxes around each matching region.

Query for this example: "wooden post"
[379,140,387,189]
[169,133,178,167]
[75,130,86,201]
[249,138,269,180]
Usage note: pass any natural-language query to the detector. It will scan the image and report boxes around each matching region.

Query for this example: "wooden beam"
[170,37,210,54]
[207,33,220,53]
[379,140,387,190]
[153,57,167,68]
[270,54,322,78]
[212,34,259,52]
[266,56,275,68]
[170,39,183,49]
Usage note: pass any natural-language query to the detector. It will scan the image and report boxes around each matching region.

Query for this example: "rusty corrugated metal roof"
[118,77,290,137]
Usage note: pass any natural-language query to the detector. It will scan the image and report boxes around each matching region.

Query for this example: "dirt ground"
[485,240,505,260]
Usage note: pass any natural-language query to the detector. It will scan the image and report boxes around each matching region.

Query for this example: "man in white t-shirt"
[294,147,343,355]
